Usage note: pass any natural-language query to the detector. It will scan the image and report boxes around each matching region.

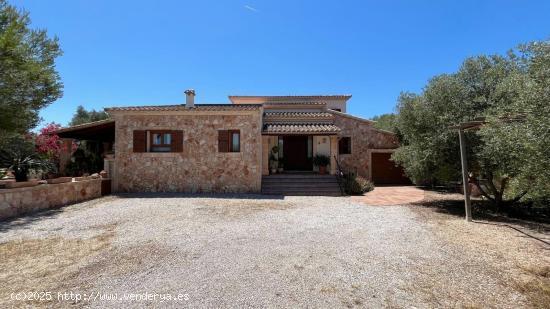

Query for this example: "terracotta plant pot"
[319,165,327,175]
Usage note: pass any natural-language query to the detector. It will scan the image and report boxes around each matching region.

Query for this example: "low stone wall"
[0,179,102,220]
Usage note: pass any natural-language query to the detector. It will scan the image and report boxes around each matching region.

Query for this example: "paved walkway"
[352,186,425,206]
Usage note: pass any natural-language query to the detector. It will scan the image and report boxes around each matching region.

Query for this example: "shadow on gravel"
[0,208,65,233]
[410,192,550,246]
[114,192,285,200]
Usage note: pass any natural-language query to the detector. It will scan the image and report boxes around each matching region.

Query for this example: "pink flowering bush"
[35,123,62,159]
[35,122,76,160]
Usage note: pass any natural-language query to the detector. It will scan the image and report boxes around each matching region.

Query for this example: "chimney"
[184,89,195,108]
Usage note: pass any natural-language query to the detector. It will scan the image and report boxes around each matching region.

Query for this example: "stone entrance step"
[261,174,342,196]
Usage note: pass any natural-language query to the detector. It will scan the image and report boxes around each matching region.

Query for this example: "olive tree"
[392,50,541,208]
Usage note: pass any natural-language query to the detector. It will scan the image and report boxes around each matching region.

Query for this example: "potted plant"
[0,136,55,186]
[269,153,278,174]
[277,157,284,173]
[313,154,330,175]
[270,145,281,174]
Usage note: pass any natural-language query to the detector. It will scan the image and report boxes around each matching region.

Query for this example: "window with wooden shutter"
[218,130,230,152]
[133,130,147,152]
[172,130,183,152]
[229,130,240,152]
[134,130,182,153]
[149,130,173,152]
[339,137,351,154]
[218,130,240,152]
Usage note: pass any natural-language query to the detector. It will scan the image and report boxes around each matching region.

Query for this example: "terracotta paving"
[352,186,425,206]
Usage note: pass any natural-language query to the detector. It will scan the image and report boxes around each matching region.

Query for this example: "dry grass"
[194,199,296,218]
[409,190,550,308]
[0,225,115,308]
[514,266,550,309]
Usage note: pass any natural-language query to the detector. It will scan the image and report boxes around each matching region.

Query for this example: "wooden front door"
[283,136,312,171]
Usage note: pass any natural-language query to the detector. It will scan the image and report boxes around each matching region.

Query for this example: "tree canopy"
[370,113,398,133]
[69,105,109,126]
[0,0,63,140]
[392,39,550,208]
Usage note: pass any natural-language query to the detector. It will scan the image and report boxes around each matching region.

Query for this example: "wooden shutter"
[218,130,229,152]
[172,130,183,152]
[133,130,147,152]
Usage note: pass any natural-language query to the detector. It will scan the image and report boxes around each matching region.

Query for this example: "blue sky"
[12,0,550,126]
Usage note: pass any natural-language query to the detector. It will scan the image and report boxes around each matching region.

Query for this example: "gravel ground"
[0,193,548,308]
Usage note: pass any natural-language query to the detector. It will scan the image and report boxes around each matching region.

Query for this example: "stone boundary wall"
[0,179,102,220]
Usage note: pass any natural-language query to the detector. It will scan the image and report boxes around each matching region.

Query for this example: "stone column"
[262,135,269,175]
[330,135,338,175]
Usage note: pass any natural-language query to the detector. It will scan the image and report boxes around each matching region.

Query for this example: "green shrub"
[65,147,103,176]
[312,154,330,167]
[344,174,374,195]
[0,135,55,181]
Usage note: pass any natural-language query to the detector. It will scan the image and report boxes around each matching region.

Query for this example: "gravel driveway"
[1,194,547,308]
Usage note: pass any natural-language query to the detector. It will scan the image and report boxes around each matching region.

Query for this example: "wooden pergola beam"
[458,128,472,221]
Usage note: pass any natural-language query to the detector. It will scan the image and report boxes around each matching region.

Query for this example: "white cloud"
[244,5,259,13]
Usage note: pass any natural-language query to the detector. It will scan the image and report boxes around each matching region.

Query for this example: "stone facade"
[112,111,263,193]
[332,113,399,179]
[0,179,102,220]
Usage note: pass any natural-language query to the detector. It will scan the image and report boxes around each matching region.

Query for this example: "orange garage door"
[371,153,411,185]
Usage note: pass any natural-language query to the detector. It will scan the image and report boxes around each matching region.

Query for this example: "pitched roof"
[326,109,375,124]
[55,119,115,141]
[229,95,351,104]
[104,104,261,112]
[229,95,351,100]
[263,123,341,135]
[55,119,115,134]
[262,102,327,105]
[263,111,333,119]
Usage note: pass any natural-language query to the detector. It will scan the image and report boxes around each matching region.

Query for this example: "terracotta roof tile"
[263,123,341,134]
[263,111,333,119]
[229,95,352,100]
[105,104,261,112]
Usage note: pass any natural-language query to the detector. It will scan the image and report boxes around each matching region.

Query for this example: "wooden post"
[329,136,338,175]
[458,129,472,221]
[58,138,74,176]
[261,136,270,176]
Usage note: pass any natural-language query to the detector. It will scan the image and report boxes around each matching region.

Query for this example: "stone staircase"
[261,174,342,196]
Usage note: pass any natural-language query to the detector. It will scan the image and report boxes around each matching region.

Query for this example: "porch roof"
[263,123,341,135]
[55,119,115,141]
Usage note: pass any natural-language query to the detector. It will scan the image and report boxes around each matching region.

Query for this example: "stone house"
[56,91,408,194]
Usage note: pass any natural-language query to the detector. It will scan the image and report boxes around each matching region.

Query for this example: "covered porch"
[261,123,341,176]
[55,119,116,177]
